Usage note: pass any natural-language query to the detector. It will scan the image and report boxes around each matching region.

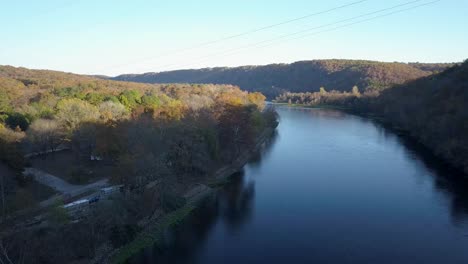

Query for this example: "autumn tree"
[27,119,64,154]
[99,101,129,122]
[118,90,142,109]
[85,92,105,105]
[247,92,266,110]
[140,94,161,108]
[319,87,327,95]
[56,98,99,131]
[218,104,257,158]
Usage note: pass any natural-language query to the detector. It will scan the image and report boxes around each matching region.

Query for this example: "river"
[131,106,468,264]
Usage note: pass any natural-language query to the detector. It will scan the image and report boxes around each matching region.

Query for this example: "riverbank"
[100,127,277,264]
[273,103,468,176]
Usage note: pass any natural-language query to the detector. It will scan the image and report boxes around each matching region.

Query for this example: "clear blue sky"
[1,0,466,76]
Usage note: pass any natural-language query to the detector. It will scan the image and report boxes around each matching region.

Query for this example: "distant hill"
[112,60,454,98]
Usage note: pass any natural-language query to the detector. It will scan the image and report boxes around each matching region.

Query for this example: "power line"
[275,1,442,45]
[156,0,440,71]
[98,0,369,73]
[153,0,424,70]
[183,0,369,47]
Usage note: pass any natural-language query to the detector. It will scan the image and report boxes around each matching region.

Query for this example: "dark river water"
[132,106,468,264]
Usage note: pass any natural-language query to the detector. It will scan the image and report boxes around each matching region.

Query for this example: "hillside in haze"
[112,60,454,98]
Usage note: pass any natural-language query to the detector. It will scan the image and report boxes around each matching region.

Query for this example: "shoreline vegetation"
[0,65,279,263]
[273,60,468,175]
[107,127,276,264]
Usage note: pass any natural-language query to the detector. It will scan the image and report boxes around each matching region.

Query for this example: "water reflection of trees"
[131,141,274,264]
[218,171,255,231]
[247,130,278,169]
[277,106,348,120]
[371,120,468,225]
[280,106,468,225]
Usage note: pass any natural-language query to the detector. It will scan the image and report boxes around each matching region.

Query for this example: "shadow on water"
[129,134,277,264]
[279,105,468,224]
[129,171,257,264]
[369,117,468,225]
[247,129,279,169]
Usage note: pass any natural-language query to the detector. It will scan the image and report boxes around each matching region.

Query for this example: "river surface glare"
[132,106,468,264]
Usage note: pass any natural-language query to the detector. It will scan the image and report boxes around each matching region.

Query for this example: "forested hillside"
[112,60,453,98]
[0,63,272,185]
[0,65,277,263]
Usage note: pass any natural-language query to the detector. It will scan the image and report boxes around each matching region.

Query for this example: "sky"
[1,0,467,76]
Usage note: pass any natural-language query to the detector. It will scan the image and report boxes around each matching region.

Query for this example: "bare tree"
[0,239,14,264]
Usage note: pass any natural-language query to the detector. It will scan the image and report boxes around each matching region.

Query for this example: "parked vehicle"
[88,196,100,204]
[63,199,89,212]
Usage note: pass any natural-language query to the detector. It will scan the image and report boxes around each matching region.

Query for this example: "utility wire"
[157,0,440,71]
[178,0,369,47]
[153,0,424,70]
[99,0,369,73]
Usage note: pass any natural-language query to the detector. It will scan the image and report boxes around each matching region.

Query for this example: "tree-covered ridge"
[112,59,454,98]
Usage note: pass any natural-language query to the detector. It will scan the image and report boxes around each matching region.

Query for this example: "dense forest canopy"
[0,64,275,211]
[0,65,267,130]
[111,59,454,98]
